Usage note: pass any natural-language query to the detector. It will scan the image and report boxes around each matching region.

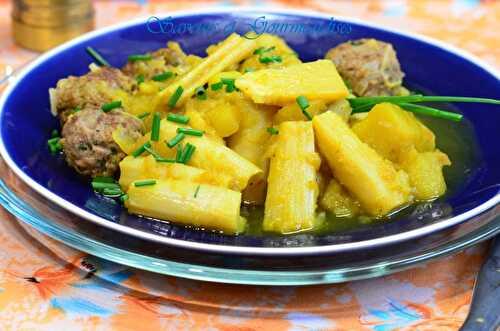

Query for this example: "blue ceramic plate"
[0,8,499,256]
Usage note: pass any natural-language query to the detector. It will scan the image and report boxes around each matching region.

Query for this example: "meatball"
[325,39,406,96]
[122,41,198,80]
[49,66,135,125]
[61,106,144,177]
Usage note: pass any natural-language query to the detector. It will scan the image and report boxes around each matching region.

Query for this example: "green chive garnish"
[221,78,237,92]
[259,55,282,64]
[195,86,207,100]
[91,181,121,191]
[253,46,275,55]
[155,157,176,163]
[176,144,183,162]
[101,100,122,112]
[132,141,151,157]
[144,145,161,159]
[166,133,185,148]
[267,127,279,135]
[180,143,196,164]
[194,185,200,198]
[134,179,156,187]
[137,112,150,119]
[398,103,463,122]
[152,71,174,81]
[136,74,145,85]
[93,176,115,183]
[211,82,224,91]
[177,127,204,136]
[168,86,184,108]
[349,94,500,107]
[244,68,255,73]
[120,194,129,203]
[167,113,189,124]
[85,46,110,66]
[296,95,313,120]
[128,54,152,62]
[47,137,63,154]
[72,106,81,114]
[102,187,123,197]
[151,112,161,141]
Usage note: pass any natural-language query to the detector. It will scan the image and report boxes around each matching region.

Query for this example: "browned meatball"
[122,42,191,80]
[49,66,135,125]
[325,39,406,96]
[61,106,144,177]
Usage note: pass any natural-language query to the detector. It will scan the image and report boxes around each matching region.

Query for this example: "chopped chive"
[253,46,275,55]
[167,113,189,124]
[93,176,115,183]
[137,112,150,119]
[166,133,185,148]
[136,74,145,85]
[176,144,183,162]
[120,194,129,203]
[128,54,152,62]
[177,127,204,136]
[168,86,184,108]
[221,78,235,85]
[47,137,62,153]
[180,143,196,164]
[85,46,110,66]
[47,137,60,145]
[151,112,161,141]
[101,100,122,112]
[244,68,255,73]
[398,103,463,122]
[194,185,200,198]
[259,55,282,64]
[91,181,121,191]
[72,106,81,114]
[144,145,161,158]
[267,127,279,135]
[51,129,59,138]
[152,71,174,81]
[194,86,207,100]
[134,179,157,187]
[296,95,313,120]
[155,157,176,163]
[132,141,151,157]
[211,82,224,91]
[102,187,123,197]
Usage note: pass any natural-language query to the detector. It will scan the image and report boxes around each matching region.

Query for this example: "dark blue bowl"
[0,9,499,255]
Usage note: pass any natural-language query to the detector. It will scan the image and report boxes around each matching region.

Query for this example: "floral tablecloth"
[0,0,498,330]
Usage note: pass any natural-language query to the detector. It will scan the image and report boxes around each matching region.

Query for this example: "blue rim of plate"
[0,7,499,256]
[0,178,499,285]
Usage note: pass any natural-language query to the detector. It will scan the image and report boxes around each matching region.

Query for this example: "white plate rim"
[0,7,499,256]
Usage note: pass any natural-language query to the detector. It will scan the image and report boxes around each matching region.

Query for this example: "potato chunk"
[264,121,321,234]
[235,60,349,105]
[400,148,451,200]
[126,179,246,234]
[313,111,412,216]
[351,103,435,162]
[119,155,210,190]
[320,178,361,218]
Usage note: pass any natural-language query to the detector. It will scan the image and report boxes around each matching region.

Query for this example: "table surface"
[0,0,499,330]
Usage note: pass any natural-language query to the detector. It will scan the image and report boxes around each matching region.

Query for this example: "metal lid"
[12,0,93,28]
[12,15,95,52]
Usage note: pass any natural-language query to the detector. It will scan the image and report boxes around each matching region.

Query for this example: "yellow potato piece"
[400,148,451,200]
[351,103,435,162]
[159,33,256,108]
[273,100,326,124]
[126,179,246,234]
[313,111,412,216]
[235,60,349,105]
[118,155,210,190]
[320,178,361,218]
[264,121,321,234]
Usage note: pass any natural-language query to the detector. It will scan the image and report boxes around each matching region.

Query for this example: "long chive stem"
[398,103,463,122]
[349,94,500,107]
[85,46,110,66]
[151,112,161,141]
